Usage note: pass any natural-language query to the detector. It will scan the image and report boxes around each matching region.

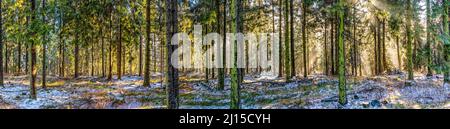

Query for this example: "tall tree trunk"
[74,34,79,78]
[352,7,357,76]
[205,26,209,81]
[331,13,335,75]
[108,4,113,80]
[396,36,401,70]
[373,26,377,75]
[30,0,37,99]
[0,0,3,87]
[25,40,28,74]
[59,33,64,77]
[139,31,143,77]
[158,0,164,83]
[426,0,432,77]
[218,0,225,90]
[302,0,309,78]
[17,40,21,75]
[377,20,382,75]
[382,19,387,73]
[230,0,242,109]
[101,20,105,78]
[338,0,347,105]
[41,0,47,89]
[143,0,151,87]
[324,21,328,75]
[290,0,296,78]
[166,0,179,109]
[91,40,95,76]
[5,42,8,75]
[284,0,291,81]
[443,0,449,83]
[406,0,414,81]
[117,2,122,80]
[278,0,283,77]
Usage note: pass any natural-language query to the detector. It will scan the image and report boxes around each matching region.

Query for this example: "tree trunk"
[338,0,347,105]
[324,21,328,75]
[218,0,225,90]
[5,42,8,75]
[29,0,37,99]
[143,0,151,87]
[74,34,79,78]
[117,3,122,80]
[426,0,432,77]
[91,40,95,76]
[331,13,335,75]
[0,0,3,87]
[230,0,242,109]
[101,21,105,77]
[396,36,401,70]
[284,0,291,81]
[17,40,21,75]
[290,0,296,78]
[302,0,309,78]
[41,0,47,89]
[382,19,387,73]
[443,0,449,83]
[108,4,113,81]
[352,7,357,76]
[377,20,382,75]
[278,0,283,77]
[166,0,179,109]
[25,41,28,74]
[406,0,414,81]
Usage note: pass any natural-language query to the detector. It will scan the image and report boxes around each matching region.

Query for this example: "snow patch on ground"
[0,84,71,109]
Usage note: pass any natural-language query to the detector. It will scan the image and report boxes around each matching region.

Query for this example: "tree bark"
[166,0,179,109]
[0,0,3,87]
[338,0,347,105]
[406,0,414,81]
[29,0,37,99]
[41,0,47,89]
[143,0,151,87]
[284,0,291,81]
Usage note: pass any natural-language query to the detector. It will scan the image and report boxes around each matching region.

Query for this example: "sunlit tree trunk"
[352,7,357,76]
[302,0,308,78]
[284,0,291,81]
[17,40,21,75]
[406,0,414,81]
[143,0,151,87]
[101,25,105,77]
[338,0,347,105]
[41,0,47,89]
[230,0,242,109]
[278,0,283,77]
[396,36,401,71]
[117,0,122,80]
[0,0,3,87]
[108,4,113,81]
[426,0,432,77]
[30,0,37,99]
[91,39,95,76]
[331,9,335,75]
[324,20,328,75]
[290,0,296,78]
[382,19,386,73]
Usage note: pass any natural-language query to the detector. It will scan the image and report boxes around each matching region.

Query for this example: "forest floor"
[0,73,448,109]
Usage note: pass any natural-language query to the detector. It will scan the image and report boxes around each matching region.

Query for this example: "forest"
[0,0,448,109]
